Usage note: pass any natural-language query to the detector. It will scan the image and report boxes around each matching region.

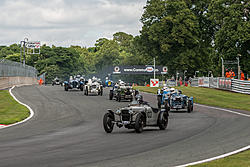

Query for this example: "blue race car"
[157,88,194,113]
[64,75,85,91]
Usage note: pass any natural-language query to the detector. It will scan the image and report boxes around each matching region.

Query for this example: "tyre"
[157,95,162,109]
[103,113,114,133]
[100,88,103,96]
[109,92,113,100]
[85,88,88,96]
[158,112,168,130]
[118,93,121,102]
[164,101,170,112]
[187,100,192,113]
[64,85,68,91]
[135,113,144,133]
[80,85,83,91]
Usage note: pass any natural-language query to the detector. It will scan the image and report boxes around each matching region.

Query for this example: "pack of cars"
[59,76,193,133]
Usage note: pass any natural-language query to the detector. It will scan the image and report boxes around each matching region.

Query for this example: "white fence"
[191,77,250,95]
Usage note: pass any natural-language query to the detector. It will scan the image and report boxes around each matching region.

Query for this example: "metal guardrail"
[0,59,37,77]
[231,79,250,95]
[190,77,249,95]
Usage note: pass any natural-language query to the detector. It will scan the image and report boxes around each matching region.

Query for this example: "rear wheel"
[80,85,83,91]
[64,85,68,91]
[135,113,144,133]
[187,101,192,113]
[157,95,162,109]
[103,113,114,133]
[109,92,113,100]
[85,88,88,96]
[100,88,103,96]
[158,112,168,130]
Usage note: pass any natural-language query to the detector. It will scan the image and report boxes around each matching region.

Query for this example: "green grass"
[0,90,30,125]
[134,86,250,111]
[190,149,250,167]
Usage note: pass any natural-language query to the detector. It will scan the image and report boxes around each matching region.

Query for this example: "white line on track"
[0,86,34,129]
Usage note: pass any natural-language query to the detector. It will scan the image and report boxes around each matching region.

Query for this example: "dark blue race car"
[157,88,194,113]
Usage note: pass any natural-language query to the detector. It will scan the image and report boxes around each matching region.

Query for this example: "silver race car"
[103,95,169,133]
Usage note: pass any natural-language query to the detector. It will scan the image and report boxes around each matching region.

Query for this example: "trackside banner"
[112,66,167,75]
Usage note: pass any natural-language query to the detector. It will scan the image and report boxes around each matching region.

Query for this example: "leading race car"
[103,95,169,133]
[84,77,103,96]
[64,75,85,91]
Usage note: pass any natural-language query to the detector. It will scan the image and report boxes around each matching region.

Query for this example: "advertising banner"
[112,66,167,75]
[198,77,209,87]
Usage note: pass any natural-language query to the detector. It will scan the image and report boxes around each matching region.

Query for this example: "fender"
[107,109,115,119]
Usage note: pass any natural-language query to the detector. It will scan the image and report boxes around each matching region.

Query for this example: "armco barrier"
[191,77,249,95]
[0,77,38,89]
[231,79,250,95]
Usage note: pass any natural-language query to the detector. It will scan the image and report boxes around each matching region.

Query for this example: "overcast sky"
[0,0,147,47]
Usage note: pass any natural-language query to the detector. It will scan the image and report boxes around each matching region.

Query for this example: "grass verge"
[190,149,250,167]
[133,86,250,111]
[0,90,30,125]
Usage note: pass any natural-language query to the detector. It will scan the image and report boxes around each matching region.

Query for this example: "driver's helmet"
[170,88,175,93]
[120,81,125,86]
[136,94,143,104]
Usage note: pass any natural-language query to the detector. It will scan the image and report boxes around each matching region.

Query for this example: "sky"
[0,0,147,47]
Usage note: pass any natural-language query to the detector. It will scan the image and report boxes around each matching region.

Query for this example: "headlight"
[115,110,121,115]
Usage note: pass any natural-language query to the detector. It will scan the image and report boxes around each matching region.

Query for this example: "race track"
[0,85,250,167]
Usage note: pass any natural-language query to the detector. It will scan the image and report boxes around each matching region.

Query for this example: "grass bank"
[190,149,250,167]
[133,86,250,111]
[0,90,30,125]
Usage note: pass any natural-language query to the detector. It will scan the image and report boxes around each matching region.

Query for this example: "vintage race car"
[64,75,84,91]
[84,77,103,96]
[157,88,194,113]
[169,91,193,112]
[109,81,134,102]
[103,95,169,133]
[52,77,62,86]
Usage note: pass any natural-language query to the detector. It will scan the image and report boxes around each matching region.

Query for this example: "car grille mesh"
[121,110,130,121]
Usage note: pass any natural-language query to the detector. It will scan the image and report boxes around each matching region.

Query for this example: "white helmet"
[170,88,175,92]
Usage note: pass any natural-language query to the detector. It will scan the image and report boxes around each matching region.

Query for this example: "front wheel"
[64,85,68,91]
[158,112,168,130]
[103,113,114,133]
[85,88,88,96]
[135,113,144,133]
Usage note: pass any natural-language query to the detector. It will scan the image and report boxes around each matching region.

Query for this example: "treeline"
[0,0,249,81]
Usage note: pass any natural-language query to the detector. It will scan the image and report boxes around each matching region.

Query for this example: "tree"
[208,0,250,74]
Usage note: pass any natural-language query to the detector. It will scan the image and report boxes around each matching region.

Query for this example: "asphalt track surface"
[0,85,250,167]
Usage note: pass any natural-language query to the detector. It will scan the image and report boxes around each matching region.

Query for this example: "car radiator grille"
[72,81,77,88]
[121,110,130,121]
